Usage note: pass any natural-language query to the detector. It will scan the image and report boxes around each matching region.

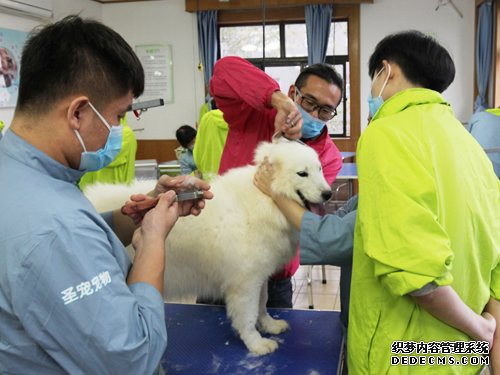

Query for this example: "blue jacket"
[300,195,357,329]
[0,130,166,375]
[468,108,500,178]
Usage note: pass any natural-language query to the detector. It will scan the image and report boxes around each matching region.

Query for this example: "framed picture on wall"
[135,44,173,103]
[0,27,28,108]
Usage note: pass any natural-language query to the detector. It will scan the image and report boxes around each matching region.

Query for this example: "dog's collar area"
[296,190,311,211]
[272,132,308,147]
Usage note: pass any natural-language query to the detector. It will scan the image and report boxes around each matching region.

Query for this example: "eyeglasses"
[295,87,338,121]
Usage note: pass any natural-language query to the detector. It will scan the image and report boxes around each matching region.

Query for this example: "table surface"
[340,151,356,161]
[161,303,344,375]
[337,162,357,179]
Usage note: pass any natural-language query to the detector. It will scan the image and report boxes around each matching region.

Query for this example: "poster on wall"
[0,27,28,108]
[135,44,173,103]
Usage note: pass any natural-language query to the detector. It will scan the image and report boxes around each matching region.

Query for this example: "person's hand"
[485,299,500,374]
[120,194,159,224]
[479,312,497,348]
[253,157,275,197]
[271,91,302,140]
[131,191,178,252]
[121,175,213,224]
[153,175,213,216]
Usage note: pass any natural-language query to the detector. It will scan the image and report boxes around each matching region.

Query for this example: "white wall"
[360,0,475,129]
[0,0,101,132]
[52,0,101,20]
[104,0,475,140]
[102,0,204,140]
[0,0,476,139]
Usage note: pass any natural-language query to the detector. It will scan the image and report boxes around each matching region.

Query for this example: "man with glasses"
[210,56,344,308]
[296,88,338,119]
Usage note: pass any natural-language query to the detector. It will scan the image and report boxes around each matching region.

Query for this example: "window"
[219,20,350,137]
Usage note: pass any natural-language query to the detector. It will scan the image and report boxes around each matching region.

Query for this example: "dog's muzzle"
[297,189,332,211]
[296,190,311,210]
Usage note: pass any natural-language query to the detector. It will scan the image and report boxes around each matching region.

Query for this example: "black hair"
[294,63,344,105]
[16,15,144,115]
[368,30,455,93]
[210,98,218,110]
[176,125,197,148]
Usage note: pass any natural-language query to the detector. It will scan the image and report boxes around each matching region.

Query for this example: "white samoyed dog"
[84,140,332,355]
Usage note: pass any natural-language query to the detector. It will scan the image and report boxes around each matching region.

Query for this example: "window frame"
[217,5,360,151]
[218,20,349,137]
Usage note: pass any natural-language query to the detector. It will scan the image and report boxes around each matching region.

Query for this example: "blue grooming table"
[340,151,356,161]
[161,303,343,374]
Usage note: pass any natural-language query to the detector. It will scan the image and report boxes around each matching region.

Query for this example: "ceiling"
[91,0,158,3]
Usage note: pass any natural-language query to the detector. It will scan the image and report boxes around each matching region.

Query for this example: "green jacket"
[193,109,228,181]
[348,88,500,374]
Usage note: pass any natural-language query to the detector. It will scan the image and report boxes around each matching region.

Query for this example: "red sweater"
[210,56,342,278]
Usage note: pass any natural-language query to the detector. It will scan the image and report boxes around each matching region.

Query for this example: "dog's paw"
[247,337,279,356]
[258,316,289,335]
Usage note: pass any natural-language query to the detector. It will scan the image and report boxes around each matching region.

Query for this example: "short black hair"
[368,30,455,93]
[16,15,144,115]
[210,98,218,110]
[176,125,197,148]
[294,63,344,105]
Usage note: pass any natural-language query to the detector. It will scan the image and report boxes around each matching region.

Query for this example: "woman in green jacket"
[348,30,500,374]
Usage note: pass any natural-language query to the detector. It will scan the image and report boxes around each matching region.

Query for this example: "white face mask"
[73,102,123,172]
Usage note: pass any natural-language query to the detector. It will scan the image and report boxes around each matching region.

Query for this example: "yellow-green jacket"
[193,109,228,181]
[348,88,500,374]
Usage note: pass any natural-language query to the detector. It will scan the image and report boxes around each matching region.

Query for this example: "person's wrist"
[470,314,491,343]
[270,91,287,109]
[137,236,167,252]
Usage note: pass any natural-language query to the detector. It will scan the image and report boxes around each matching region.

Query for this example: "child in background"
[175,124,198,175]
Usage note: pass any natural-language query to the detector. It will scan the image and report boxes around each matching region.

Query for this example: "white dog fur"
[84,140,332,355]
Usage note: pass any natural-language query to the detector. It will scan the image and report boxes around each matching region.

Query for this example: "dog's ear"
[253,141,274,165]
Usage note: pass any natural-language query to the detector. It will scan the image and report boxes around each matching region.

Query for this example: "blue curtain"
[305,4,333,65]
[197,11,218,88]
[474,0,493,112]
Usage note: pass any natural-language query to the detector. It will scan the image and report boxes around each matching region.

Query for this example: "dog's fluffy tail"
[84,179,157,213]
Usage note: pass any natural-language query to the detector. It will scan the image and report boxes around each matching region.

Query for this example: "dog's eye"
[297,171,309,177]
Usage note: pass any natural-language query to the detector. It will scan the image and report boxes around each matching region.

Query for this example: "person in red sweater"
[210,56,343,307]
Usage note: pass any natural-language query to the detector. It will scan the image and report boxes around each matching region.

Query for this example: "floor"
[292,264,341,311]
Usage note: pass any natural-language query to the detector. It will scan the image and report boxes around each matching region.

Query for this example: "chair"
[306,265,327,309]
[324,182,350,213]
[306,179,350,309]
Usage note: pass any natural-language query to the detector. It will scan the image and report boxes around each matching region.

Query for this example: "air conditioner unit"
[0,0,53,19]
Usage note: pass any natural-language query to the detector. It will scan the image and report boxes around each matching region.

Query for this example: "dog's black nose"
[321,190,332,201]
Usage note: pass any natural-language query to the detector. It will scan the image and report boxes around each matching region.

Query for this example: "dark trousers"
[266,277,293,308]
